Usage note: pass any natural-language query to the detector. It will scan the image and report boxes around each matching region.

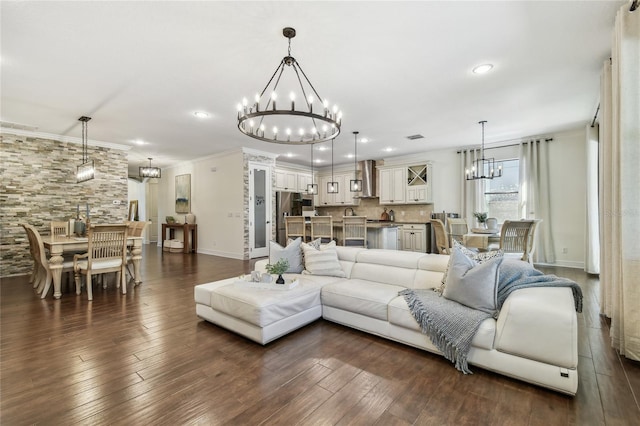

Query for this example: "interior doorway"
[248,163,272,258]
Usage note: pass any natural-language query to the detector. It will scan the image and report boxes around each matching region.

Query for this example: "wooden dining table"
[463,229,501,250]
[42,235,143,299]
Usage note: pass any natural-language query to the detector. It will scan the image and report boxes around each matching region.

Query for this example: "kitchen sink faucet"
[344,207,355,216]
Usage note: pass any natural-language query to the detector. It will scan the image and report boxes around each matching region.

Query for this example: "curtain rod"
[456,138,553,154]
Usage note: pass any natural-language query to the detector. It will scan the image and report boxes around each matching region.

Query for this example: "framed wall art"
[175,174,191,213]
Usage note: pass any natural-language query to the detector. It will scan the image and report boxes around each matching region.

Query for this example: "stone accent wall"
[1,132,128,277]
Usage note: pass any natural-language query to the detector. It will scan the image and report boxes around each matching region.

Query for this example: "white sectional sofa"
[194,246,579,395]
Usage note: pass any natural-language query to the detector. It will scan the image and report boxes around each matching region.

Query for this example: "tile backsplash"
[316,198,434,223]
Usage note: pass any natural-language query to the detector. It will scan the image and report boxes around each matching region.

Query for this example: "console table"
[162,223,198,254]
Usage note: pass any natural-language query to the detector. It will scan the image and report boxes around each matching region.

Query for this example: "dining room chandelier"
[237,27,342,144]
[465,120,502,180]
[76,116,94,183]
[139,157,161,178]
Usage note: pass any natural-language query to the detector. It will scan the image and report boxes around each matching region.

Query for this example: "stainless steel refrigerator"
[276,192,313,245]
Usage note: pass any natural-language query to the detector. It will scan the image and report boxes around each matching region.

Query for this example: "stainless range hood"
[358,160,377,198]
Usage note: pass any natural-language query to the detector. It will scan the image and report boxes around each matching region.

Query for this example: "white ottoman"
[194,277,324,344]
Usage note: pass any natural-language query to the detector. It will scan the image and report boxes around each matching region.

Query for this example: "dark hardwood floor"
[1,245,639,425]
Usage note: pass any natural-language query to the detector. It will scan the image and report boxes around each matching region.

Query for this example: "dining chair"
[125,221,150,282]
[525,219,543,263]
[20,223,41,288]
[447,217,469,247]
[22,223,74,298]
[74,224,128,301]
[285,216,306,242]
[342,216,367,247]
[430,219,450,254]
[310,216,333,243]
[499,220,538,263]
[50,221,69,239]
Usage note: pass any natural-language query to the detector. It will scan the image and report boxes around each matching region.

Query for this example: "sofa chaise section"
[194,246,579,395]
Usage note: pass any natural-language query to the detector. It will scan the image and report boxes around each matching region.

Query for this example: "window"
[484,159,519,223]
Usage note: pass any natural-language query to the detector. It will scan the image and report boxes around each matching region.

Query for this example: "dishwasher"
[378,226,399,250]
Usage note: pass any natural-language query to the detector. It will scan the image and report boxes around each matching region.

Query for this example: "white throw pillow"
[301,240,346,278]
[443,247,504,315]
[269,237,303,273]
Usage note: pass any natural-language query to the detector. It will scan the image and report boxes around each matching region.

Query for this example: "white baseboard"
[535,260,584,269]
[197,248,245,260]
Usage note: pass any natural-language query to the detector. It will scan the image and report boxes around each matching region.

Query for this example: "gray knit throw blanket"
[400,259,584,375]
[497,259,583,313]
[399,289,489,374]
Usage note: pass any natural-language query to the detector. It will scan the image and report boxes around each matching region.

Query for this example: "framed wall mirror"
[129,200,139,221]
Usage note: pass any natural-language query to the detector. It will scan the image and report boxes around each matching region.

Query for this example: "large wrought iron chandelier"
[237,27,342,144]
[465,121,502,180]
[76,116,95,183]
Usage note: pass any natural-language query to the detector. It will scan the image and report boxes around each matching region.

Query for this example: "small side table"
[162,223,198,254]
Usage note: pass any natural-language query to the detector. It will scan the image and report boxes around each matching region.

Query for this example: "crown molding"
[0,127,132,151]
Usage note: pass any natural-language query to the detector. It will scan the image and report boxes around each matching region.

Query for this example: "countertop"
[329,220,429,228]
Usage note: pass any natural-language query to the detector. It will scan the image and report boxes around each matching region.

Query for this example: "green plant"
[473,212,488,223]
[265,258,289,275]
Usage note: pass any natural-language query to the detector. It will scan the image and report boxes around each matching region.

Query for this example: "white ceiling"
[1,1,625,176]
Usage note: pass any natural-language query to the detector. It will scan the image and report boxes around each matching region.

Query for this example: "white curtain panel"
[459,149,487,225]
[518,140,555,264]
[598,4,640,361]
[584,125,600,274]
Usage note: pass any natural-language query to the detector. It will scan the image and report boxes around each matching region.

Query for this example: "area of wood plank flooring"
[1,245,639,425]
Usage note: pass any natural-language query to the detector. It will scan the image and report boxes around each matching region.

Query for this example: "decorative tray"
[471,228,499,234]
[234,275,299,290]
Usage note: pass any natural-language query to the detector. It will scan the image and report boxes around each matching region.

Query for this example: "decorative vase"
[486,218,498,231]
[276,274,285,284]
[74,221,85,236]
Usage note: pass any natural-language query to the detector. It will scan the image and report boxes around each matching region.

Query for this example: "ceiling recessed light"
[318,146,327,151]
[346,154,354,159]
[193,111,210,118]
[384,147,393,152]
[360,138,369,143]
[133,140,147,145]
[472,64,493,74]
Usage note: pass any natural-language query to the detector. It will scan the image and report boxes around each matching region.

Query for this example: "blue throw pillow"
[269,237,303,273]
[443,247,504,315]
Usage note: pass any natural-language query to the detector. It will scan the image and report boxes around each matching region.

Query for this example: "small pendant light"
[350,131,362,192]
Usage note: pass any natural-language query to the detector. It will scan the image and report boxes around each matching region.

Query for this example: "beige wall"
[157,148,277,260]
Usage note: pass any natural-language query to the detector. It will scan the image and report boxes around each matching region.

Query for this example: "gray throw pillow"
[439,240,503,293]
[443,247,504,315]
[269,237,303,273]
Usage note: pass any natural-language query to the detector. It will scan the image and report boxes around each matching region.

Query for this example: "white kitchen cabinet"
[405,164,432,204]
[401,224,427,252]
[317,175,333,206]
[274,169,297,192]
[317,172,359,206]
[297,173,313,193]
[379,163,432,205]
[379,167,406,204]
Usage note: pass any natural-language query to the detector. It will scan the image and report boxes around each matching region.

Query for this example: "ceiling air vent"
[405,134,424,140]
